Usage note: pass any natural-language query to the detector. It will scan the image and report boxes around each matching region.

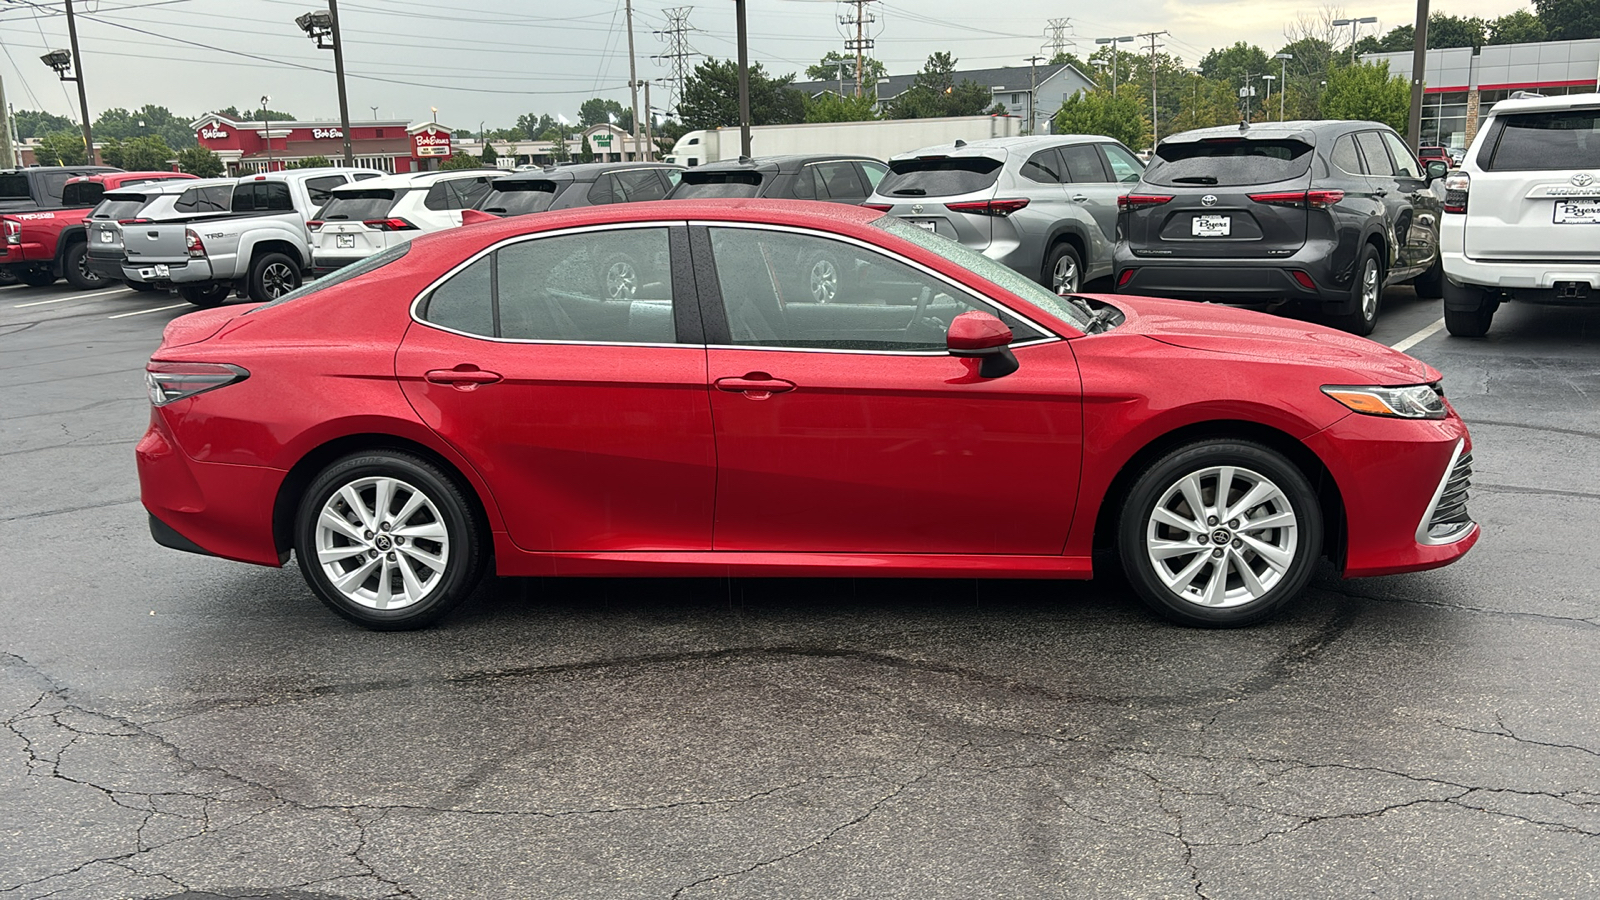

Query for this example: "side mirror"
[947,311,1019,378]
[1425,160,1449,183]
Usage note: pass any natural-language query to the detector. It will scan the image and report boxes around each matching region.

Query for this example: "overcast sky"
[0,0,1535,129]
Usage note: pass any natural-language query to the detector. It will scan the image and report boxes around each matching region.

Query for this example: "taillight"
[2,218,19,245]
[306,220,324,232]
[1443,172,1469,214]
[1248,190,1345,208]
[363,218,417,231]
[145,362,249,406]
[118,217,153,225]
[184,228,206,258]
[861,203,892,212]
[1117,194,1173,211]
[944,198,1030,217]
[1292,271,1317,290]
[1117,268,1137,287]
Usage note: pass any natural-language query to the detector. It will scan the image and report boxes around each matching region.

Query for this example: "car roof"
[891,134,1114,162]
[491,161,683,186]
[64,171,196,186]
[329,168,501,192]
[688,154,880,174]
[103,177,237,199]
[1159,120,1386,146]
[1485,91,1600,116]
[237,167,383,183]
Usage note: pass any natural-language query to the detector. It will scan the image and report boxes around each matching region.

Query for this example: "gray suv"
[864,135,1144,293]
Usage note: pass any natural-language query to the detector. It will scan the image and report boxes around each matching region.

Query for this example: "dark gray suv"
[1114,120,1450,334]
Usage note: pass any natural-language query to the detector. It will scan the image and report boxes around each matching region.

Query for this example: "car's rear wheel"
[1442,280,1496,337]
[178,283,230,307]
[1330,244,1382,335]
[0,269,17,286]
[62,242,104,290]
[295,451,485,630]
[1412,256,1444,300]
[248,252,301,302]
[1118,440,1322,627]
[1045,242,1083,294]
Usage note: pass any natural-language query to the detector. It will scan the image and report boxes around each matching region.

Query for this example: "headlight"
[1322,384,1446,419]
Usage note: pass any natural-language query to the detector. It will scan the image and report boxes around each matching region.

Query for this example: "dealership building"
[1364,37,1600,151]
[189,114,456,174]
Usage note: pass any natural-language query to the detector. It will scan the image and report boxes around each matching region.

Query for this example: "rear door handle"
[1373,189,1388,197]
[425,365,502,388]
[715,373,797,399]
[1070,194,1090,203]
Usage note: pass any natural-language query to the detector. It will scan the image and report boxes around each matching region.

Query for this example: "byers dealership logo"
[198,125,228,139]
[311,128,343,139]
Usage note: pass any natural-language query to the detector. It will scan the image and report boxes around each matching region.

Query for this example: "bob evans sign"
[198,125,229,140]
[412,128,452,158]
[310,127,343,140]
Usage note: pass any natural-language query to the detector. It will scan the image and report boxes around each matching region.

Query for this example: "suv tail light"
[1117,194,1173,211]
[184,228,206,258]
[1248,190,1345,209]
[363,218,418,231]
[146,362,249,406]
[1442,172,1469,214]
[944,198,1030,217]
[118,217,153,225]
[861,203,892,212]
[2,218,19,245]
[306,220,324,232]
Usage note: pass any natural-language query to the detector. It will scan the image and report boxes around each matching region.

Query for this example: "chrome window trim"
[1414,438,1478,546]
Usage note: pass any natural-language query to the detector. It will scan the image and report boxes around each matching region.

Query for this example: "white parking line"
[107,302,187,319]
[12,286,134,308]
[1390,316,1447,353]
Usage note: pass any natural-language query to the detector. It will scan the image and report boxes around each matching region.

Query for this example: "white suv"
[1440,92,1600,336]
[309,169,499,275]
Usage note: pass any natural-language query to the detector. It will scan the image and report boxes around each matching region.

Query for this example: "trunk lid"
[871,152,1006,249]
[123,221,192,265]
[1462,104,1600,260]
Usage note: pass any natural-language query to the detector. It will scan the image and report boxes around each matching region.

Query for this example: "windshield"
[877,156,1003,198]
[874,216,1091,332]
[1145,138,1314,187]
[318,189,399,221]
[249,241,411,312]
[671,172,763,199]
[478,180,560,215]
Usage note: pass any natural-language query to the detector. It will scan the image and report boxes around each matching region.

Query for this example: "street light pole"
[62,0,93,161]
[327,0,353,166]
[1274,53,1293,120]
[735,0,751,158]
[1094,36,1133,97]
[1333,16,1379,65]
[261,96,273,171]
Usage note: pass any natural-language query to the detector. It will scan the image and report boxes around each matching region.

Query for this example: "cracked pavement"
[1,284,1596,898]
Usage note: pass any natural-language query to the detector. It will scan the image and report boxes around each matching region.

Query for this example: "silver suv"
[865,135,1144,293]
[1440,92,1600,336]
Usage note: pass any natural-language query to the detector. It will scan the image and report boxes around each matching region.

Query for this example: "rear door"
[1464,103,1600,260]
[1378,129,1439,273]
[1060,143,1119,243]
[1124,136,1315,258]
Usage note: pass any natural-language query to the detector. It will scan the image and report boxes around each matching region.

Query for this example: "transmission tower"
[838,0,880,97]
[1045,18,1074,58]
[652,7,699,115]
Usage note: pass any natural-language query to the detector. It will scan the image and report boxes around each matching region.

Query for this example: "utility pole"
[653,8,699,117]
[0,78,13,170]
[1025,55,1045,135]
[735,0,751,157]
[643,79,655,160]
[63,0,93,162]
[625,0,643,163]
[1138,31,1168,148]
[1406,0,1429,148]
[840,0,879,97]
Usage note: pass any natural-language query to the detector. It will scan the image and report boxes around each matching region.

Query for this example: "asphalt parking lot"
[2,281,1596,899]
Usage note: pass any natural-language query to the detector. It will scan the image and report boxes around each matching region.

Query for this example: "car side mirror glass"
[1425,160,1449,182]
[946,311,1019,378]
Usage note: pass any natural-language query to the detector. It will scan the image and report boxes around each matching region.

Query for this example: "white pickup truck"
[124,167,381,306]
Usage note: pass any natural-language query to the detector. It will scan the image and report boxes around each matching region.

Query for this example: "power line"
[1137,30,1168,147]
[652,6,697,115]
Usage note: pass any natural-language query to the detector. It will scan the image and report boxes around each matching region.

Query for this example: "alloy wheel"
[809,258,838,303]
[1053,255,1079,293]
[77,253,103,284]
[605,260,638,299]
[1144,465,1299,609]
[315,476,451,611]
[262,262,297,299]
[1361,258,1380,320]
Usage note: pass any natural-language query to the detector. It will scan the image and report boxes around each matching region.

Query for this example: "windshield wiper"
[891,188,926,195]
[1172,175,1219,185]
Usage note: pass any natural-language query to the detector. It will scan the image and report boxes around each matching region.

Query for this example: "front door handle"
[425,365,502,388]
[1070,194,1090,203]
[1373,189,1388,198]
[714,372,797,399]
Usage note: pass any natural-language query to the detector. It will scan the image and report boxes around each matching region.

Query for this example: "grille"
[1426,450,1473,542]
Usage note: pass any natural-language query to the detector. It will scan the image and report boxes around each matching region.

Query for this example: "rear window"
[91,196,150,220]
[1482,109,1600,171]
[671,171,763,199]
[61,182,105,207]
[1145,138,1314,187]
[877,157,1003,198]
[318,189,400,221]
[0,173,29,200]
[478,180,561,216]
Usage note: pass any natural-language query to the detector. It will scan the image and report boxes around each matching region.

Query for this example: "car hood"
[1089,293,1440,385]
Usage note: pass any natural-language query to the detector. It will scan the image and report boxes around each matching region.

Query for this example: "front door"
[694,224,1083,555]
[396,225,716,552]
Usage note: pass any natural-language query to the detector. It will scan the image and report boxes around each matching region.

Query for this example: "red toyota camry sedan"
[137,199,1477,630]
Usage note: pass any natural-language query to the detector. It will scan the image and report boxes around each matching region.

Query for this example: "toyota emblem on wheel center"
[1201,195,1218,206]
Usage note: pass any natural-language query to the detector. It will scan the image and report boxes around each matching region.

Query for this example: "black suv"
[475,162,684,217]
[666,155,888,204]
[1114,120,1450,334]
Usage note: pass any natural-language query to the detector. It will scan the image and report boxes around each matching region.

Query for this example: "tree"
[1488,10,1547,44]
[1320,61,1409,132]
[439,153,485,170]
[1053,89,1149,150]
[803,91,879,123]
[93,105,197,149]
[480,142,499,165]
[1533,0,1600,41]
[34,131,88,166]
[286,155,332,169]
[540,126,571,162]
[176,146,225,177]
[805,51,887,87]
[1427,14,1489,49]
[886,52,994,119]
[579,97,633,132]
[678,58,805,129]
[213,105,297,122]
[1174,75,1248,132]
[516,112,559,140]
[11,110,75,140]
[102,135,175,170]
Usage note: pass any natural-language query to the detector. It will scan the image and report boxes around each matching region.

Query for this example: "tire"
[1442,279,1496,337]
[295,451,486,630]
[1330,244,1383,336]
[62,242,105,290]
[1118,440,1323,628]
[597,252,640,300]
[1044,242,1084,295]
[1412,256,1443,300]
[178,283,230,307]
[797,248,853,304]
[125,279,157,292]
[0,269,17,286]
[247,251,302,302]
[19,268,56,288]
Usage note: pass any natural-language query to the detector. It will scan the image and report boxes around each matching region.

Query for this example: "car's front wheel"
[295,451,485,630]
[1119,440,1322,627]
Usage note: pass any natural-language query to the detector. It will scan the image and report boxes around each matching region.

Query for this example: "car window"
[664,169,683,187]
[619,169,669,202]
[587,173,623,205]
[496,228,676,342]
[353,172,381,181]
[39,172,75,205]
[1099,144,1144,183]
[305,176,346,205]
[319,189,399,221]
[812,161,867,200]
[232,181,294,212]
[707,227,1041,352]
[1481,108,1600,171]
[1020,149,1065,184]
[1061,145,1111,183]
[423,182,457,211]
[876,156,1003,198]
[1380,131,1422,178]
[478,180,560,215]
[860,161,888,190]
[1330,134,1362,175]
[91,195,150,220]
[1355,132,1395,177]
[1146,138,1314,187]
[60,182,105,207]
[422,255,496,337]
[0,173,29,200]
[453,176,495,208]
[670,171,764,199]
